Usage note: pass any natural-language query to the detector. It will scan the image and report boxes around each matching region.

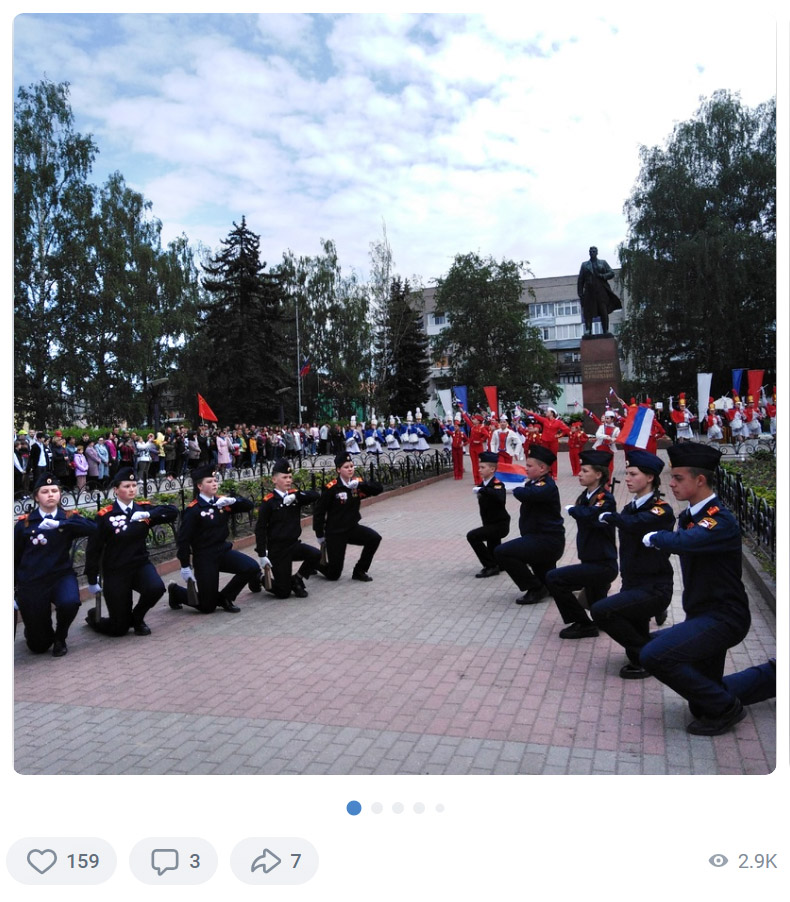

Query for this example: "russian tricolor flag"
[495,460,527,491]
[618,406,655,449]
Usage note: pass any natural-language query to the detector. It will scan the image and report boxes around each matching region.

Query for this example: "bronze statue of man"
[577,246,621,336]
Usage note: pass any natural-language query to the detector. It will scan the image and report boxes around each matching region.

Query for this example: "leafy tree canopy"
[618,90,775,399]
[431,252,559,410]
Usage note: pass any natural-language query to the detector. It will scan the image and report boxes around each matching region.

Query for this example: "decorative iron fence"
[716,466,775,562]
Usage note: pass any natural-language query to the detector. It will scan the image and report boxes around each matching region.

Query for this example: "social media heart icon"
[27,849,57,874]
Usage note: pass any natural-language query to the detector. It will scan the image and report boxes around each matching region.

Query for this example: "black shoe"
[516,586,550,605]
[167,583,182,610]
[558,621,599,639]
[475,566,500,578]
[687,699,746,736]
[217,597,241,613]
[655,607,669,626]
[619,663,651,680]
[52,639,68,657]
[352,570,373,582]
[133,620,152,636]
[85,608,98,630]
[292,585,309,598]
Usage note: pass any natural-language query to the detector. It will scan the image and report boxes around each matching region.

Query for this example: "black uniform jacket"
[567,488,617,564]
[176,495,254,566]
[14,508,96,586]
[476,478,510,528]
[609,496,674,588]
[255,488,320,555]
[512,476,564,539]
[650,496,749,621]
[312,478,383,538]
[85,499,178,583]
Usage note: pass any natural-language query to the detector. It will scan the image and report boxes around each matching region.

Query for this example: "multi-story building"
[421,270,629,417]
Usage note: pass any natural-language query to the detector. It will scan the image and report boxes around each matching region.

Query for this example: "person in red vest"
[642,398,666,454]
[705,398,724,444]
[763,388,777,437]
[458,407,489,483]
[567,420,587,476]
[450,412,467,479]
[524,407,570,478]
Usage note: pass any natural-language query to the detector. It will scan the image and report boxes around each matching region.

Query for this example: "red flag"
[746,370,764,405]
[197,393,218,422]
[483,386,499,418]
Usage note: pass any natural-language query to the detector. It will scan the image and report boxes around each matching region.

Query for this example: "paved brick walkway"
[14,452,775,774]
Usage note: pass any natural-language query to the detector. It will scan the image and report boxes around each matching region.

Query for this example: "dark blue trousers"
[494,535,564,592]
[17,573,81,653]
[170,548,259,612]
[639,612,750,716]
[92,562,165,635]
[591,583,672,663]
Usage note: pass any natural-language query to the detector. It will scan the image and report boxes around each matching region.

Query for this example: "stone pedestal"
[580,335,622,418]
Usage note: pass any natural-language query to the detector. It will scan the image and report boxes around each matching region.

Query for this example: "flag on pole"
[452,385,468,412]
[437,389,454,418]
[617,405,655,450]
[197,393,218,422]
[495,459,527,492]
[299,356,311,378]
[483,386,499,418]
[746,369,764,402]
[732,369,745,397]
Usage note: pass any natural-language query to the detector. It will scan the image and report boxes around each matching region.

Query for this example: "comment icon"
[151,849,179,876]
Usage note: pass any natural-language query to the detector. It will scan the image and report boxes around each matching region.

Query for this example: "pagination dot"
[346,800,362,816]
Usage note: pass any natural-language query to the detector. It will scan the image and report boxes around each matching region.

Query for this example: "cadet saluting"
[640,442,751,736]
[255,458,326,599]
[168,465,260,614]
[14,474,97,657]
[84,467,179,637]
[312,452,383,582]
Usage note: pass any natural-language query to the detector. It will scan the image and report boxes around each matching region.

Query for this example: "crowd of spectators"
[12,422,387,496]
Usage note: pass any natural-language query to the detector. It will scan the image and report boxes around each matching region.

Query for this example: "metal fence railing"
[716,466,775,562]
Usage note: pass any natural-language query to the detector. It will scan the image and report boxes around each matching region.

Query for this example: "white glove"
[598,512,612,523]
[565,505,574,512]
[642,532,657,548]
[259,556,272,569]
[38,517,61,530]
[130,511,150,522]
[180,567,194,582]
[87,583,102,595]
[214,496,235,508]
[282,493,296,506]
[348,478,359,489]
[473,486,482,494]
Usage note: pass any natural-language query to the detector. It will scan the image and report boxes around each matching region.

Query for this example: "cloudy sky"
[12,6,781,283]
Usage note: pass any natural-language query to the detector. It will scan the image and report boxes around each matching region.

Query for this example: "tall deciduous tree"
[431,253,559,410]
[177,218,289,425]
[277,240,372,421]
[618,90,775,397]
[375,277,430,416]
[14,79,97,427]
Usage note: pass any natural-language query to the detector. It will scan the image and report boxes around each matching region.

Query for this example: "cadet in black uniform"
[493,445,565,605]
[641,442,751,735]
[84,467,178,636]
[591,449,675,676]
[545,449,617,638]
[467,450,510,577]
[312,452,383,582]
[255,458,325,599]
[14,474,97,657]
[168,465,260,613]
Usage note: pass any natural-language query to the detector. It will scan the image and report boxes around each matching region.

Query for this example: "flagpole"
[295,291,302,423]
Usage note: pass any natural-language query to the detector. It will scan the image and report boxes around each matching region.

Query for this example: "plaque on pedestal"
[580,335,622,418]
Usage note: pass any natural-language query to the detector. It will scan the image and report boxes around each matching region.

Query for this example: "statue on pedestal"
[577,246,622,337]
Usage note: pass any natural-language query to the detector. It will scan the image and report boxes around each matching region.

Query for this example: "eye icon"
[709,854,728,867]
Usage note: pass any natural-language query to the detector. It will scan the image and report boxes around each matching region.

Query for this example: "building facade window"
[556,301,580,317]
